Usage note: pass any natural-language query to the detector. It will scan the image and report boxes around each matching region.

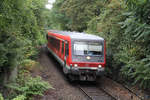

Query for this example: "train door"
[61,41,65,61]
[64,41,69,64]
[63,41,69,74]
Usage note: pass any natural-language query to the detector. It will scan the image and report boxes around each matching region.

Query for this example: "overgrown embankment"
[0,0,52,99]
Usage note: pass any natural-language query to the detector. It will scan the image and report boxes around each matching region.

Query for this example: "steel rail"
[78,85,93,100]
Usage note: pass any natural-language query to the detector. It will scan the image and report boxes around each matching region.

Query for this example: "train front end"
[66,38,106,81]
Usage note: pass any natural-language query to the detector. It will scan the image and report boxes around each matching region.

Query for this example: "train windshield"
[74,42,103,56]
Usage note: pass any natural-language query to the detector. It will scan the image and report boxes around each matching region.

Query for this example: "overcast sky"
[46,0,56,9]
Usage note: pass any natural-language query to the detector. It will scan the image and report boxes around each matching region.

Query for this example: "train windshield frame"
[73,42,103,56]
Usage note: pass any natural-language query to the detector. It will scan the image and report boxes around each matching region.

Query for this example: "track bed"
[77,83,115,100]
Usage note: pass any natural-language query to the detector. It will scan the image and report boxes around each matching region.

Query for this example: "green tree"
[0,0,47,84]
[117,0,150,88]
[61,0,103,31]
[49,0,105,32]
[46,0,70,30]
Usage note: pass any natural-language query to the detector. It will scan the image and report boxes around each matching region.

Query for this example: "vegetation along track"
[76,82,116,100]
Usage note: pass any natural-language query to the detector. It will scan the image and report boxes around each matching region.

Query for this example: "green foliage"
[0,0,47,83]
[0,93,26,100]
[12,95,26,100]
[6,70,52,100]
[120,56,150,89]
[0,34,24,69]
[45,0,71,30]
[49,0,106,32]
[117,0,150,88]
[61,0,98,31]
[124,0,150,41]
[0,93,4,100]
[0,0,52,99]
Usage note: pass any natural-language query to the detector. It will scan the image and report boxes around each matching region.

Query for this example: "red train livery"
[46,30,106,81]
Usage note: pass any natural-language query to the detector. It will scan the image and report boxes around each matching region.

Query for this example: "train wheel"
[67,74,77,82]
[65,74,73,82]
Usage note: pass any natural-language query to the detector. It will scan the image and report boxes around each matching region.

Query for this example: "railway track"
[77,82,116,100]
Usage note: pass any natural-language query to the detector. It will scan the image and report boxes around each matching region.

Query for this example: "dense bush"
[12,95,26,100]
[0,0,47,84]
[0,93,4,100]
[47,0,70,30]
[117,0,150,88]
[0,0,51,99]
[6,70,52,100]
[49,0,104,32]
[0,93,26,100]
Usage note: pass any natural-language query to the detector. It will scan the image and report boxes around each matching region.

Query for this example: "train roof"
[48,30,104,41]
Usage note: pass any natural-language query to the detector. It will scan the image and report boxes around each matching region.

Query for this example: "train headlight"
[98,65,102,68]
[74,64,78,67]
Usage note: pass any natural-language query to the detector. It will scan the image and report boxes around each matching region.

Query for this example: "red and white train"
[46,30,106,81]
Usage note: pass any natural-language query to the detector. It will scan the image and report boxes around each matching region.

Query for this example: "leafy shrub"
[0,0,47,84]
[12,95,26,100]
[21,59,38,71]
[6,70,53,100]
[0,93,26,100]
[119,53,150,88]
[117,0,150,89]
[0,93,4,100]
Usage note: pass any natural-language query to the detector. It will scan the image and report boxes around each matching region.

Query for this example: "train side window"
[48,36,60,51]
[62,41,64,54]
[65,42,69,56]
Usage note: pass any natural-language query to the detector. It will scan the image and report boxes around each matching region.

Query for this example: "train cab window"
[74,42,102,56]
